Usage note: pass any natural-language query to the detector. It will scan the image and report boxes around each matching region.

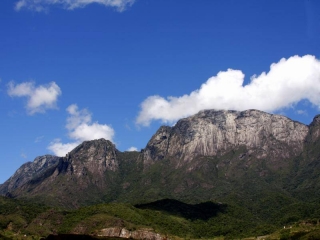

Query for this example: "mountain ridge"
[1,109,320,209]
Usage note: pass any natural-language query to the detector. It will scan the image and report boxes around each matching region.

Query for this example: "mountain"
[1,109,320,214]
[0,139,140,208]
[0,155,61,196]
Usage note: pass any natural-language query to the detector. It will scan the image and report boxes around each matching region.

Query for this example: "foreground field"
[1,196,320,240]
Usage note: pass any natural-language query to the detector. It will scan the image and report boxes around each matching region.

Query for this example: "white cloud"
[48,139,79,157]
[127,146,138,152]
[7,81,61,114]
[66,104,114,142]
[14,0,135,12]
[69,122,115,142]
[66,104,92,132]
[136,55,320,126]
[48,104,115,156]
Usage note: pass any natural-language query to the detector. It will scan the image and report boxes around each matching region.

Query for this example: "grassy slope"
[2,195,320,240]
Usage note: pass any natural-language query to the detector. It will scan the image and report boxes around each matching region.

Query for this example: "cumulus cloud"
[66,104,115,142]
[7,81,61,114]
[136,55,320,126]
[14,0,135,12]
[48,139,79,157]
[126,146,138,152]
[48,104,115,156]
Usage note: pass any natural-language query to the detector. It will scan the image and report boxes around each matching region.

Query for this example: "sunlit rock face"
[61,138,120,192]
[144,109,309,163]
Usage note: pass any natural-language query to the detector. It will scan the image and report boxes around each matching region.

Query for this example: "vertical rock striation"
[144,109,309,163]
[67,138,119,176]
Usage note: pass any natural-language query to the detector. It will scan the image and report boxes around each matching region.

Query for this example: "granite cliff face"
[143,109,308,164]
[66,138,119,177]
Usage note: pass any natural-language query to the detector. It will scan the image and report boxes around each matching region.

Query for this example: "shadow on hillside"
[135,199,227,221]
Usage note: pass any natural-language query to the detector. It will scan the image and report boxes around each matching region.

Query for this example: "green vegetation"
[1,196,320,240]
[3,145,320,239]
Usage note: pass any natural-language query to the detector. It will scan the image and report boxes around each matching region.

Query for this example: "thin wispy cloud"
[7,81,61,115]
[136,55,320,126]
[15,0,135,12]
[297,110,307,115]
[48,104,115,156]
[35,136,44,143]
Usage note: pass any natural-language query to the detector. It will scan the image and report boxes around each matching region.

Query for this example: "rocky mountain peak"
[306,114,320,142]
[67,138,119,176]
[144,109,309,163]
[310,114,320,127]
[67,138,116,161]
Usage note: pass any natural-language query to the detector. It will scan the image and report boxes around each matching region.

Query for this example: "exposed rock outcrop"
[98,227,165,240]
[143,109,309,163]
[306,114,320,142]
[67,138,119,176]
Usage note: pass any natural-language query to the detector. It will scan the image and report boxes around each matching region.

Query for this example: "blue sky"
[1,0,320,183]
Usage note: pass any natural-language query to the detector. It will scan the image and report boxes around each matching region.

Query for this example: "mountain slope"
[0,155,61,196]
[2,139,141,208]
[285,114,320,201]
